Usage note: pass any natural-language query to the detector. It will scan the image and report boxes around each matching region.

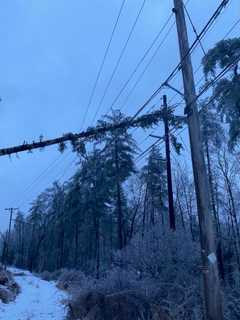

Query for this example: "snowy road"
[0,269,68,320]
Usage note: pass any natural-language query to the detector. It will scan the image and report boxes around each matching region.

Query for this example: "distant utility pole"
[151,96,176,231]
[173,1,223,319]
[3,208,18,269]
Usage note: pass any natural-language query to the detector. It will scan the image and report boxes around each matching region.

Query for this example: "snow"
[0,268,68,320]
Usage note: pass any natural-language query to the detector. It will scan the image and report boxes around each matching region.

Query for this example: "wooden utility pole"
[163,95,176,231]
[173,1,223,319]
[150,96,176,230]
[4,208,18,269]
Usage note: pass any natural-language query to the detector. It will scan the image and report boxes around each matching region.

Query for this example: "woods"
[0,0,239,319]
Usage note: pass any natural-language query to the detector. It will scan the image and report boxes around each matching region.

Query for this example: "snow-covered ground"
[0,268,68,320]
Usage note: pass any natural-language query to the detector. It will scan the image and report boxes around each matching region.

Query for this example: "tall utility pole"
[173,1,223,319]
[4,208,18,269]
[151,96,176,230]
[163,95,176,231]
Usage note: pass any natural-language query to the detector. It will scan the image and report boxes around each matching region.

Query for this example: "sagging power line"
[92,0,147,124]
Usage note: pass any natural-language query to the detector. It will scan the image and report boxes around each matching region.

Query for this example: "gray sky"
[0,0,239,230]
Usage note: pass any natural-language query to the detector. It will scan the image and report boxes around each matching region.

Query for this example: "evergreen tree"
[78,148,113,276]
[202,38,240,149]
[200,99,224,230]
[141,146,167,231]
[98,110,137,250]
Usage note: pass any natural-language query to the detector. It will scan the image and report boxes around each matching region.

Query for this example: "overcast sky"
[0,0,239,230]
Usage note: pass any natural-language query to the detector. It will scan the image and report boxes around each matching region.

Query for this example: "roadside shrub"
[40,271,53,281]
[95,268,140,294]
[40,268,69,282]
[224,270,240,320]
[57,269,91,291]
[51,269,66,280]
[67,290,172,320]
[66,225,203,320]
[0,270,20,303]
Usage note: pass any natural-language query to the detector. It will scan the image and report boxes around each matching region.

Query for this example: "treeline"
[3,99,240,279]
[3,113,170,274]
[1,109,166,272]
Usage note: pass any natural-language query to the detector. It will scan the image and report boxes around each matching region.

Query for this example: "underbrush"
[64,227,203,320]
[40,269,65,282]
[0,267,20,303]
[39,226,240,320]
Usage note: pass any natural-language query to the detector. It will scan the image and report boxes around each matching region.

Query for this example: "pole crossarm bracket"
[163,82,185,98]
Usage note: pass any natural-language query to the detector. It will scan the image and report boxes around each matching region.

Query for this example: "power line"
[94,0,190,120]
[15,53,237,210]
[102,4,240,156]
[81,0,127,129]
[136,126,187,164]
[135,54,238,164]
[121,22,176,113]
[130,0,230,122]
[16,152,74,209]
[136,50,240,164]
[9,6,180,213]
[120,21,238,160]
[85,0,229,160]
[165,0,229,84]
[92,0,147,123]
[136,136,163,161]
[17,155,77,210]
[8,0,235,221]
[104,13,174,114]
[137,50,238,162]
[170,8,240,107]
[55,156,78,183]
[12,152,70,207]
[131,101,183,147]
[223,16,240,38]
[17,1,189,208]
[5,108,175,210]
[191,53,240,108]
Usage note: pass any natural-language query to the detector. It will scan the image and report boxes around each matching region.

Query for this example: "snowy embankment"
[0,268,68,320]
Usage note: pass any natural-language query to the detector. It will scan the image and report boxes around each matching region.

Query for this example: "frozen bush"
[0,286,15,304]
[115,225,201,282]
[40,271,52,281]
[57,269,91,291]
[95,268,140,294]
[111,225,204,320]
[0,270,20,304]
[224,270,240,320]
[66,267,173,319]
[51,269,66,280]
[67,289,172,320]
[40,269,66,282]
